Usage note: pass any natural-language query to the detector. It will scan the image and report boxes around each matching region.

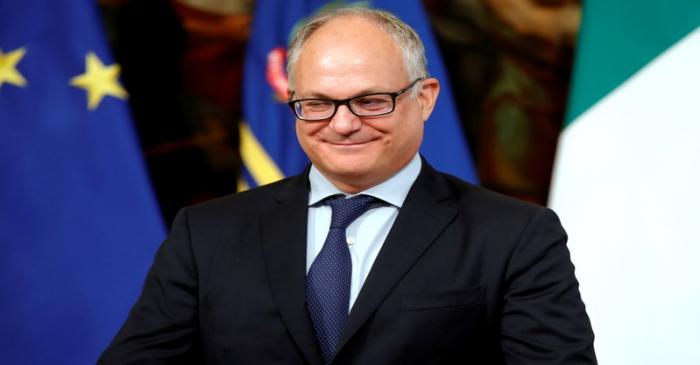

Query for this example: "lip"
[325,140,376,148]
[330,141,369,146]
[322,134,380,145]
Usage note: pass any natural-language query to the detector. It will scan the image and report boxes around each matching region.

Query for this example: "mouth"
[325,139,377,148]
[331,141,369,146]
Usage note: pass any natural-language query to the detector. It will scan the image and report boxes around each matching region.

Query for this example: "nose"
[328,104,361,135]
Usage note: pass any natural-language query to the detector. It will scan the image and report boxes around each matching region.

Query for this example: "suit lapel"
[339,162,458,349]
[259,172,323,365]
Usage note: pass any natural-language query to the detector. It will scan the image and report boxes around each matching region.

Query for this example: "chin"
[319,155,377,180]
[326,159,373,177]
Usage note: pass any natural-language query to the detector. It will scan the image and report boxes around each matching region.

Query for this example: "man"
[100,7,596,364]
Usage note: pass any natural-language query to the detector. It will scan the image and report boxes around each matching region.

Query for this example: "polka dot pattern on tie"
[306,194,379,364]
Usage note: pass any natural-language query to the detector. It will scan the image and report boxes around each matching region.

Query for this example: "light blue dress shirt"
[306,154,422,310]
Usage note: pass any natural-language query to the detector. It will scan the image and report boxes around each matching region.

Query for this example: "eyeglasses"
[287,78,424,122]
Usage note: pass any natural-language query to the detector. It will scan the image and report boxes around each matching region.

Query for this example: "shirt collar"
[308,153,421,208]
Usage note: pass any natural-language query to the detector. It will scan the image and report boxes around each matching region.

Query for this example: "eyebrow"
[301,88,389,100]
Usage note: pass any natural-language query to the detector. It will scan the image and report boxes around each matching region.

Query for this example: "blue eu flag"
[241,0,478,187]
[0,0,164,363]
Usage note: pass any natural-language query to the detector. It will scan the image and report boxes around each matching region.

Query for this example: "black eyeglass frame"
[287,77,425,122]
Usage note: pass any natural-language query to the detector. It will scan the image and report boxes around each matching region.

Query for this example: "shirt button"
[346,237,356,245]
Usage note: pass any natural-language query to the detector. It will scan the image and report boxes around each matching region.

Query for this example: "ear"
[417,77,440,121]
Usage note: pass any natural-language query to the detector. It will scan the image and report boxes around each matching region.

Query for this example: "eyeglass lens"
[294,94,394,120]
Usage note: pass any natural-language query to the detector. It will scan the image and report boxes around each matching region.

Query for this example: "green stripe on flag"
[565,0,700,125]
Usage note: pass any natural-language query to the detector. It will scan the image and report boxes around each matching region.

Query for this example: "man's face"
[292,16,439,193]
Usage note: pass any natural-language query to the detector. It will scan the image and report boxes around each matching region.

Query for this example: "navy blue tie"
[306,194,378,364]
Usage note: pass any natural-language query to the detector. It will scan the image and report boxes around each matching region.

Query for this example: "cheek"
[394,125,423,161]
[389,119,423,150]
[296,123,319,147]
[295,126,312,160]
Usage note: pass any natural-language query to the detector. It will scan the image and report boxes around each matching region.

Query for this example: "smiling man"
[100,7,596,365]
[288,13,435,194]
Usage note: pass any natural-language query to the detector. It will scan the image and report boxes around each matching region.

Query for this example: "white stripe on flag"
[550,27,700,365]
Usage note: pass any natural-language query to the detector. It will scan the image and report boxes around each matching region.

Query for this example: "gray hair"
[286,7,427,92]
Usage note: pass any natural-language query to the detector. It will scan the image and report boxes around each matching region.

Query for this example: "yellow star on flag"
[70,52,127,110]
[0,47,28,89]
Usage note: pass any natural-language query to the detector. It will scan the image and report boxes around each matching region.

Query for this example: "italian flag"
[549,1,700,364]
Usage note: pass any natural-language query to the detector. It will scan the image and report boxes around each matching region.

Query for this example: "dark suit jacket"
[99,161,596,364]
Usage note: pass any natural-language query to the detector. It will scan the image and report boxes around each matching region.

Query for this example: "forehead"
[293,16,408,92]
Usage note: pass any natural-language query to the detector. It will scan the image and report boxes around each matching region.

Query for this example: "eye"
[301,100,333,111]
[352,95,392,111]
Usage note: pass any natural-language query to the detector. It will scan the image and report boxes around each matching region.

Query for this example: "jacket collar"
[259,169,324,365]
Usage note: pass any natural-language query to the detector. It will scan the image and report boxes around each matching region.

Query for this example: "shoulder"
[446,173,549,216]
[175,173,307,229]
[426,168,563,236]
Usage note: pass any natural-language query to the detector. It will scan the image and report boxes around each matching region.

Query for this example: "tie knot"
[325,194,380,229]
